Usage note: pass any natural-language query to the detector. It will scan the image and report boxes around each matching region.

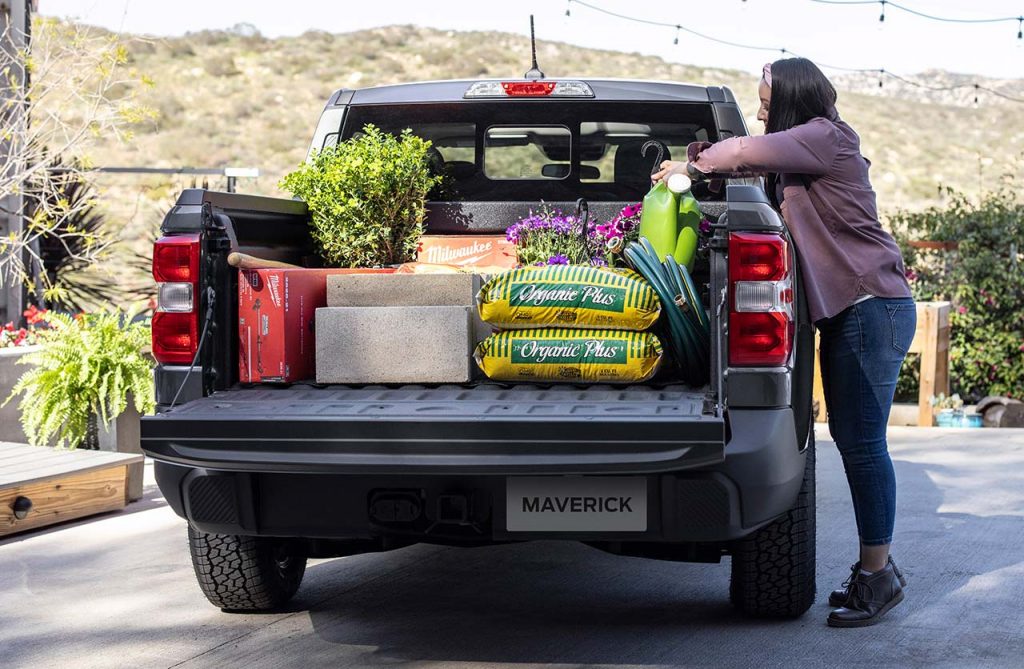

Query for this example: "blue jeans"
[816,297,917,546]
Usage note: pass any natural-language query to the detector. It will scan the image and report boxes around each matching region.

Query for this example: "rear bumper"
[147,408,803,544]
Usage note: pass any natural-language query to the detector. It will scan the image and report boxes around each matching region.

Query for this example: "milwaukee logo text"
[522,496,634,514]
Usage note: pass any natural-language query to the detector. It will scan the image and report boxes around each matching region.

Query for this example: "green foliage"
[889,186,1024,402]
[2,310,155,449]
[279,124,441,268]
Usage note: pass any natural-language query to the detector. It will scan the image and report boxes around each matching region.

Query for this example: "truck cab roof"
[327,78,738,106]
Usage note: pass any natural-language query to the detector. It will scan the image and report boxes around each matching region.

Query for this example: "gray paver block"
[317,305,481,383]
[326,273,481,307]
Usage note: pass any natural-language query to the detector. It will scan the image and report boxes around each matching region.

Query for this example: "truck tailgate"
[141,384,725,475]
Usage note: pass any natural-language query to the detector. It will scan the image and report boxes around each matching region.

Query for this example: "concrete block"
[317,306,481,384]
[326,273,481,308]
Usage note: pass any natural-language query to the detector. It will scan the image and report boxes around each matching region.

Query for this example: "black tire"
[188,526,307,611]
[729,428,816,618]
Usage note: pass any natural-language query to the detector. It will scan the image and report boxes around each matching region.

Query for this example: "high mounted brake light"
[463,80,595,98]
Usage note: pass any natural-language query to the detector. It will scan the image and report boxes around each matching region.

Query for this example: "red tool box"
[238,268,395,383]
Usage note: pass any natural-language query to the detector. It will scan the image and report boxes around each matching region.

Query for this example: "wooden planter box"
[1,442,143,537]
[908,240,960,251]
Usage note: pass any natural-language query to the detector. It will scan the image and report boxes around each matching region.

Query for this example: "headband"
[762,62,772,87]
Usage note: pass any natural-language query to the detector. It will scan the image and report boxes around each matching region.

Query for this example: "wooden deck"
[0,442,143,537]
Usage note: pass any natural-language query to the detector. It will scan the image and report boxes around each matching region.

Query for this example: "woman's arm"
[689,117,841,177]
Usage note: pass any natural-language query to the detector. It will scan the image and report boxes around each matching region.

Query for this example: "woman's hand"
[651,160,688,184]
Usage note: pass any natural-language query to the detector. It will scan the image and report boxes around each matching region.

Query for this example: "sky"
[37,0,1024,79]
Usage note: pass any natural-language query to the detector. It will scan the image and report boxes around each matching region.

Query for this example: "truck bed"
[141,383,725,475]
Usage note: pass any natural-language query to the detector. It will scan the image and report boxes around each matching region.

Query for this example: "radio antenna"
[524,15,546,80]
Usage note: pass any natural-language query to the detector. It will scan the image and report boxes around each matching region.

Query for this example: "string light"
[674,25,680,45]
[811,0,1023,26]
[564,0,1024,105]
[879,0,886,23]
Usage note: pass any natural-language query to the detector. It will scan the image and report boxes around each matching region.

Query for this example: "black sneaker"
[828,556,906,608]
[827,562,905,628]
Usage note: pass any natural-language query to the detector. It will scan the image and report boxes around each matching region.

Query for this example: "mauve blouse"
[687,113,912,325]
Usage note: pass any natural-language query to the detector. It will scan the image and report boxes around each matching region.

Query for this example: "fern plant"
[2,310,155,449]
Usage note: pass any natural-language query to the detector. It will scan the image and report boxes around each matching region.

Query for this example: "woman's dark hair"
[764,58,838,206]
[765,57,837,135]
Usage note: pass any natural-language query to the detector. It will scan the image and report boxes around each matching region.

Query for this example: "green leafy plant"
[930,392,964,411]
[889,184,1024,402]
[2,310,155,449]
[279,124,441,268]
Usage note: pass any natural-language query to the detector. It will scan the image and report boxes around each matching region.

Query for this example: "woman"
[653,58,916,628]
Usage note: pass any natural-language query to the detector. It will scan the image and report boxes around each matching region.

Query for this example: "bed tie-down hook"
[642,140,668,177]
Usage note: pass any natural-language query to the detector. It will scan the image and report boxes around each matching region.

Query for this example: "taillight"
[152,234,200,365]
[728,232,794,367]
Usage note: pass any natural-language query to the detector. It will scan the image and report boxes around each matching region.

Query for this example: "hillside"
[72,24,1024,245]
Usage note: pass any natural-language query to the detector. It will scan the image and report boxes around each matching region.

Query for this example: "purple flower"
[905,269,917,281]
[546,254,569,265]
[590,256,608,266]
[621,203,641,218]
[699,218,712,234]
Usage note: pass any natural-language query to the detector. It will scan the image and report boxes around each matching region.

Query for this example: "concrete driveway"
[1,425,1022,669]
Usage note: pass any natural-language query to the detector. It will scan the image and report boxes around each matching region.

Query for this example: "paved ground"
[1,425,1022,669]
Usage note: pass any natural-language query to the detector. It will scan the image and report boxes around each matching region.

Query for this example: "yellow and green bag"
[477,265,660,330]
[474,328,663,383]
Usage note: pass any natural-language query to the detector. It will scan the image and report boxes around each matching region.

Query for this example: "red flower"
[3,322,13,331]
[904,269,917,281]
[22,305,48,325]
[1019,344,1024,352]
[957,306,967,314]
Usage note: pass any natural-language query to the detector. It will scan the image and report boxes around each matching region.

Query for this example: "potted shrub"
[3,309,155,452]
[280,124,441,268]
[931,392,964,427]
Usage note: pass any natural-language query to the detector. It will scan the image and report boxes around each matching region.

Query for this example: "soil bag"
[474,328,663,384]
[477,265,660,330]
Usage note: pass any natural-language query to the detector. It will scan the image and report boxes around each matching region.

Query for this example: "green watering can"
[638,168,701,271]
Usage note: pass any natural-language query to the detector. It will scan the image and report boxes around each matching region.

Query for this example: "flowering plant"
[0,306,54,349]
[505,205,605,267]
[591,203,642,266]
[507,202,715,268]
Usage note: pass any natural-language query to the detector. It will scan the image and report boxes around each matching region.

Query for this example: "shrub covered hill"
[92,24,1023,239]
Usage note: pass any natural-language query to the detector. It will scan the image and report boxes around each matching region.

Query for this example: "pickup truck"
[141,77,818,618]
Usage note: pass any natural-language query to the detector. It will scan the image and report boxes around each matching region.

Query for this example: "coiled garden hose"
[624,237,710,385]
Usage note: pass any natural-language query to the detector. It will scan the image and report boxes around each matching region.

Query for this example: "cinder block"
[326,273,481,307]
[316,306,481,384]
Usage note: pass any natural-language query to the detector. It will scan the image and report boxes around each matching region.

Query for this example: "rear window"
[339,101,719,202]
